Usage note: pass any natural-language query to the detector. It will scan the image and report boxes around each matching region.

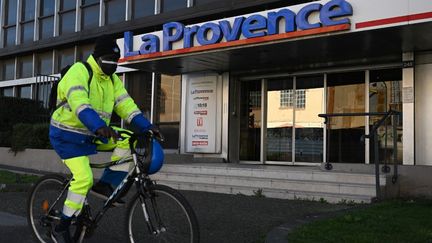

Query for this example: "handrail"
[318,110,401,201]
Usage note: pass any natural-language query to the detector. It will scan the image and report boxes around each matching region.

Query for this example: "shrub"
[10,123,50,154]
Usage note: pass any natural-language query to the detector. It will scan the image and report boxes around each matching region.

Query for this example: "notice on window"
[185,76,218,153]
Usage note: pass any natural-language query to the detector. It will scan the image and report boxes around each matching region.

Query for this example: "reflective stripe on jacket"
[51,55,141,135]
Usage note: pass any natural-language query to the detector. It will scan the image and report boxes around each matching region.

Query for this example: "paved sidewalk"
[0,187,351,243]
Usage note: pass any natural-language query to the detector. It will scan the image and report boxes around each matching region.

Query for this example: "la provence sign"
[123,0,353,57]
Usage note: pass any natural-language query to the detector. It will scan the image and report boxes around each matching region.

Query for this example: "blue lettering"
[267,9,296,35]
[320,0,353,26]
[242,15,267,38]
[296,3,322,30]
[163,22,184,51]
[139,34,159,54]
[124,31,140,57]
[197,23,222,45]
[184,26,199,48]
[219,17,244,41]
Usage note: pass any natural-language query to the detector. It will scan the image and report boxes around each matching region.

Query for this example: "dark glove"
[96,126,120,143]
[150,127,164,142]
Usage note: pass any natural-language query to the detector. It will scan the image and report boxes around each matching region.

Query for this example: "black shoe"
[51,226,73,243]
[90,182,125,207]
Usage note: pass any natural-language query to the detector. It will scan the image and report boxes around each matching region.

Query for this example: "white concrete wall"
[415,52,432,165]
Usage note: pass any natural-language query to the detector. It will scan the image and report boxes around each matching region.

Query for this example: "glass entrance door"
[239,76,324,164]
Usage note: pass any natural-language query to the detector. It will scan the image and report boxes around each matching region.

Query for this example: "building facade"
[1,0,432,168]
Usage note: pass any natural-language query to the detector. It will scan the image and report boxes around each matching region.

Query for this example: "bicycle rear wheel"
[27,174,68,243]
[126,184,200,243]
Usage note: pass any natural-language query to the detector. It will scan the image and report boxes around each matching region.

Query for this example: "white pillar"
[402,52,415,165]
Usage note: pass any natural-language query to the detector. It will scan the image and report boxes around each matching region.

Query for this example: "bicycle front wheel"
[27,174,68,243]
[126,184,200,243]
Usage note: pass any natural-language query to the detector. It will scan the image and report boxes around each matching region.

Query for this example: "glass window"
[369,68,403,165]
[327,71,365,163]
[105,0,125,25]
[1,87,14,97]
[195,0,218,6]
[40,0,55,39]
[125,71,152,116]
[36,52,53,75]
[132,0,154,19]
[18,85,32,99]
[18,55,33,78]
[20,0,35,43]
[56,48,75,73]
[5,0,17,25]
[59,0,76,35]
[161,0,187,13]
[1,59,15,81]
[155,74,181,149]
[4,27,16,46]
[81,0,100,30]
[295,75,324,163]
[77,44,94,61]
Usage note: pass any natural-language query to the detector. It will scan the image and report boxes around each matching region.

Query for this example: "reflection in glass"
[239,80,261,161]
[327,72,365,163]
[155,74,181,149]
[369,69,403,164]
[295,76,324,162]
[266,78,293,162]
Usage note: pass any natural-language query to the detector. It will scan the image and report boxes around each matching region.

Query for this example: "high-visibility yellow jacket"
[49,55,151,159]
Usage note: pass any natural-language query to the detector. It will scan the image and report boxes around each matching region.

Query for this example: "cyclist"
[49,35,153,243]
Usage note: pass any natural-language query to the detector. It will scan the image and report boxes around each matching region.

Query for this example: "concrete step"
[158,181,373,204]
[150,164,389,203]
[152,172,378,196]
[159,164,387,185]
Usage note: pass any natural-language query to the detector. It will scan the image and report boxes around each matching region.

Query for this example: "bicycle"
[27,130,200,243]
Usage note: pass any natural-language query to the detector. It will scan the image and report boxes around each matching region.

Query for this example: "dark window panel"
[40,17,54,39]
[2,59,15,80]
[161,0,187,13]
[57,48,75,73]
[83,0,99,5]
[5,0,17,25]
[37,52,53,75]
[82,5,99,30]
[41,0,55,15]
[132,0,155,19]
[60,11,76,35]
[106,0,125,25]
[195,0,217,6]
[78,44,94,61]
[4,27,16,47]
[61,0,76,10]
[18,56,33,78]
[21,22,34,43]
[22,0,35,21]
[18,85,32,98]
[1,88,14,97]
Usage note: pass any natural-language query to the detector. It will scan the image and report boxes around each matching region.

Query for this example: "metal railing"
[318,110,401,200]
[34,74,59,109]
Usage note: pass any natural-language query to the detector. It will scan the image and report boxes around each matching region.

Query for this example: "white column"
[365,70,370,164]
[0,0,5,48]
[402,52,415,165]
[414,51,432,165]
[53,0,59,36]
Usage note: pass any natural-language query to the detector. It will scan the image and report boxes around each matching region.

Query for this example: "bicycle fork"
[139,194,166,236]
